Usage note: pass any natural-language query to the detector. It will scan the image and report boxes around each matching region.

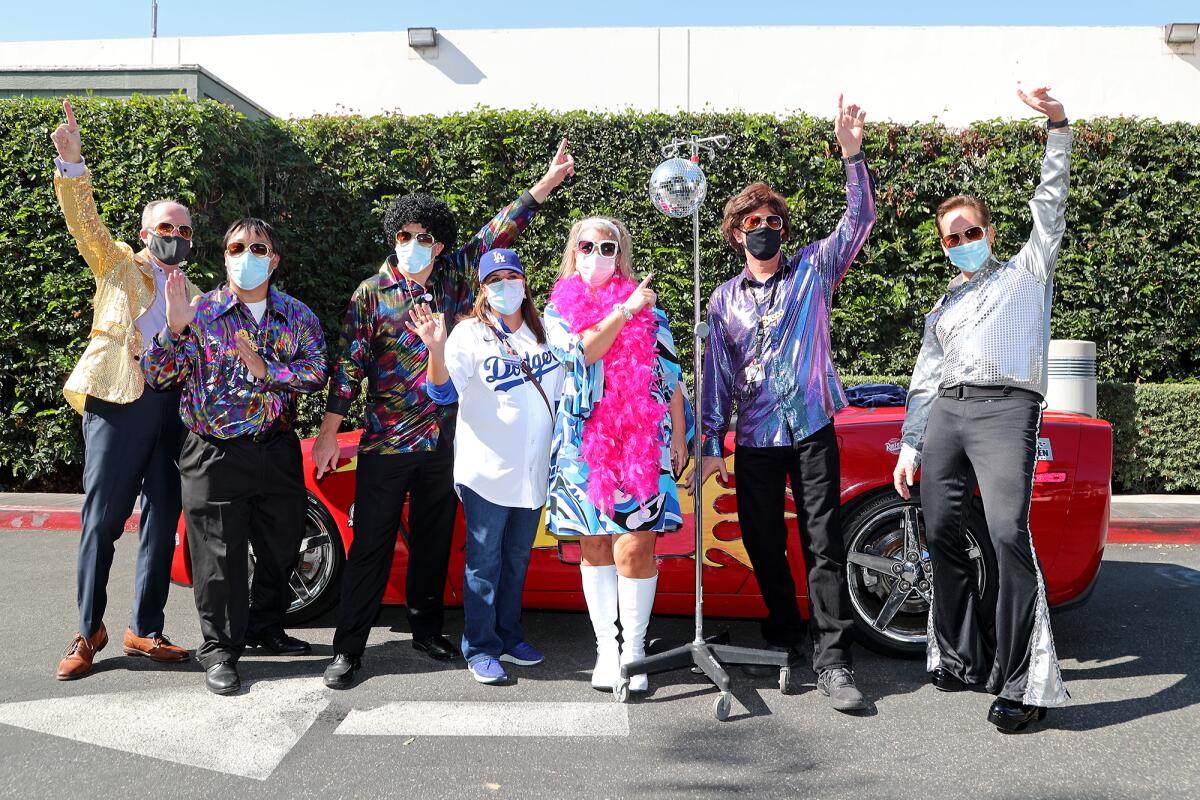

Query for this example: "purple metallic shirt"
[142,285,328,439]
[702,159,876,456]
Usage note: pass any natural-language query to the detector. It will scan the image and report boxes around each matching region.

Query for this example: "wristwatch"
[1046,117,1070,130]
[614,303,633,321]
[844,151,866,165]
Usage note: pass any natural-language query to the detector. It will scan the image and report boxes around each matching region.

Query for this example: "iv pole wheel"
[613,678,631,703]
[714,692,732,721]
[779,665,796,695]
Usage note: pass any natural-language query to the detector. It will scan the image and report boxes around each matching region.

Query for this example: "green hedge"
[1,96,1198,492]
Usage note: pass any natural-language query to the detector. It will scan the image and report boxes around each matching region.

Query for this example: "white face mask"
[576,252,617,287]
[485,278,525,316]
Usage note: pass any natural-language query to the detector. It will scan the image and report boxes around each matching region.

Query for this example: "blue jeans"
[458,485,541,665]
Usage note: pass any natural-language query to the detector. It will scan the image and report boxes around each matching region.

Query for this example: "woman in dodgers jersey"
[542,216,690,695]
[413,248,564,685]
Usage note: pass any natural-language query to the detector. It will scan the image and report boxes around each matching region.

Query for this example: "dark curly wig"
[383,193,458,251]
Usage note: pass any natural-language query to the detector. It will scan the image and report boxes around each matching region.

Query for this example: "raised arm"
[456,138,575,268]
[1010,87,1072,285]
[407,303,458,405]
[50,100,128,279]
[800,96,877,293]
[140,269,199,389]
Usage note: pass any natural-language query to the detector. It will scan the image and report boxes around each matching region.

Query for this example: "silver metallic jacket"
[900,131,1073,463]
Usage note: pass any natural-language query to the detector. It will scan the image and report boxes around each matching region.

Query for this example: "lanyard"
[482,315,554,420]
[405,279,438,313]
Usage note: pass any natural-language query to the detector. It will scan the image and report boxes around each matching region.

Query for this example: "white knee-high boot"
[617,573,658,693]
[580,564,620,690]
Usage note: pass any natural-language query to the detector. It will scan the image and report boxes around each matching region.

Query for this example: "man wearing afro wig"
[317,140,575,688]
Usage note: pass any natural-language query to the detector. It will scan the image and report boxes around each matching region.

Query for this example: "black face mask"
[146,234,191,266]
[744,227,782,262]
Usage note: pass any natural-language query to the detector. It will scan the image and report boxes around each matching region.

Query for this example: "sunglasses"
[576,239,619,258]
[396,231,436,247]
[940,225,988,249]
[226,241,273,257]
[153,222,193,241]
[740,214,784,232]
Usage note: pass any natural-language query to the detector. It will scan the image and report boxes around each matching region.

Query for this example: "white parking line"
[335,700,630,737]
[0,678,328,780]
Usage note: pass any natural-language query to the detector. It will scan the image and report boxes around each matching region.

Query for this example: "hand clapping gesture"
[834,94,867,160]
[49,100,83,164]
[1016,86,1067,124]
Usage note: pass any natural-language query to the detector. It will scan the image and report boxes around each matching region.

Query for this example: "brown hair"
[462,275,547,344]
[720,182,791,251]
[935,195,992,236]
[556,216,635,281]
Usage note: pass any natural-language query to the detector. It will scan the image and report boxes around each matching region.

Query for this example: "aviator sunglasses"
[576,239,619,257]
[152,222,193,241]
[740,214,784,232]
[940,225,988,249]
[226,241,273,257]
[396,231,437,247]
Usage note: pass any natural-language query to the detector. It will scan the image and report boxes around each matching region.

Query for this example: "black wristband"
[844,151,866,164]
[1046,117,1070,130]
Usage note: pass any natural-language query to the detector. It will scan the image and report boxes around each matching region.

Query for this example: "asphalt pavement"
[0,531,1196,800]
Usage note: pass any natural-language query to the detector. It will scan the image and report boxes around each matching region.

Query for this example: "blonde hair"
[556,216,635,282]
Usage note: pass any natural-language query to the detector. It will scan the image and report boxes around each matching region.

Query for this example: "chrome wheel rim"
[287,504,338,615]
[845,503,986,648]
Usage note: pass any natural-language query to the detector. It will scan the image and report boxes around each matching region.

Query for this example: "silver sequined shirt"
[900,131,1073,460]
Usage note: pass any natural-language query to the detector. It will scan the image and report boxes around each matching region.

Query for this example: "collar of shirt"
[738,255,793,291]
[378,253,442,292]
[208,284,290,323]
[945,255,1004,294]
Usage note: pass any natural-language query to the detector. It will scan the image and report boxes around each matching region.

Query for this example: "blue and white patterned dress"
[543,305,685,537]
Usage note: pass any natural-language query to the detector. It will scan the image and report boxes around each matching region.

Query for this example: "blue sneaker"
[499,642,545,666]
[469,658,508,685]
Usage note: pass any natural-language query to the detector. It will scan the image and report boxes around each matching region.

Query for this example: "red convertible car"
[171,405,1112,657]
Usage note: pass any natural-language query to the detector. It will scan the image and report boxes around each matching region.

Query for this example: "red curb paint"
[1108,519,1200,545]
[0,509,139,533]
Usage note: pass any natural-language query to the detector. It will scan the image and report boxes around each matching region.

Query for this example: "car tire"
[282,493,345,625]
[840,487,997,659]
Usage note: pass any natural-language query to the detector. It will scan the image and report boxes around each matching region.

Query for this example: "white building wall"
[1,26,1197,123]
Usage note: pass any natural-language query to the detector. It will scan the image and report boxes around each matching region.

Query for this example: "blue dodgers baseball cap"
[478,248,525,281]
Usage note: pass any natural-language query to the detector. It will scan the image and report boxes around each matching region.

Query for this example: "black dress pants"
[920,395,1066,705]
[179,429,306,669]
[734,423,855,673]
[332,432,459,657]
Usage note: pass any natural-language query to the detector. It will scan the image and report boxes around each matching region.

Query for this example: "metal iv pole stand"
[613,135,794,721]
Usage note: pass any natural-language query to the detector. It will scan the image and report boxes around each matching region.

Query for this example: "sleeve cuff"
[701,435,726,458]
[325,388,353,416]
[518,190,541,211]
[899,442,921,468]
[54,157,87,178]
[423,378,459,405]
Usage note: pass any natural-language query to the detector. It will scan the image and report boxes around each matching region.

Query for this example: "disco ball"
[648,157,707,218]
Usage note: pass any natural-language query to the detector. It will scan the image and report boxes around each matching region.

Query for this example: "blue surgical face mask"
[947,237,991,273]
[485,278,525,316]
[228,251,271,291]
[396,241,434,274]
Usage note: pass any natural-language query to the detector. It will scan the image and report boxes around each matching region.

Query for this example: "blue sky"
[2,0,1196,40]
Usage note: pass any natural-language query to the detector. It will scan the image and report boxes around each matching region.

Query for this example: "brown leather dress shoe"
[56,624,109,680]
[123,628,190,662]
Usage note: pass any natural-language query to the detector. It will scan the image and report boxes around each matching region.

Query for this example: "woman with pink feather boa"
[544,216,690,694]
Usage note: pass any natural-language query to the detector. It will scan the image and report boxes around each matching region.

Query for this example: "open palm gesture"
[165,269,198,335]
[405,302,446,350]
[834,94,867,159]
[1016,86,1066,123]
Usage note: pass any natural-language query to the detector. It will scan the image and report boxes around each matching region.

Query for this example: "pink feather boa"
[550,274,667,515]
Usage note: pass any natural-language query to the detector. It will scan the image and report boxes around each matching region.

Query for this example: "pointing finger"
[637,273,653,290]
[837,93,844,119]
[64,100,77,130]
[554,137,568,162]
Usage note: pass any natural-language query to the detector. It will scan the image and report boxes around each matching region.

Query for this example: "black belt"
[938,384,1043,402]
[195,422,291,446]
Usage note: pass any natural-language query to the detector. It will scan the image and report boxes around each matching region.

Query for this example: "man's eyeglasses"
[226,242,272,257]
[740,214,784,232]
[153,222,193,241]
[940,225,987,249]
[396,231,436,247]
[576,239,619,258]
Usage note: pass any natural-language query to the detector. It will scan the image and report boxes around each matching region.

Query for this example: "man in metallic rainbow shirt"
[316,140,575,689]
[688,97,876,713]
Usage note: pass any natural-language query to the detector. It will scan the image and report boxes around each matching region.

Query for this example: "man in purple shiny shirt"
[688,96,876,713]
[143,218,327,695]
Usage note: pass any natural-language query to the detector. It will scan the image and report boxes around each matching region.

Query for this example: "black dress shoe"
[931,667,970,692]
[412,635,459,662]
[741,644,803,677]
[245,630,312,656]
[323,654,362,690]
[987,697,1048,732]
[206,661,241,695]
